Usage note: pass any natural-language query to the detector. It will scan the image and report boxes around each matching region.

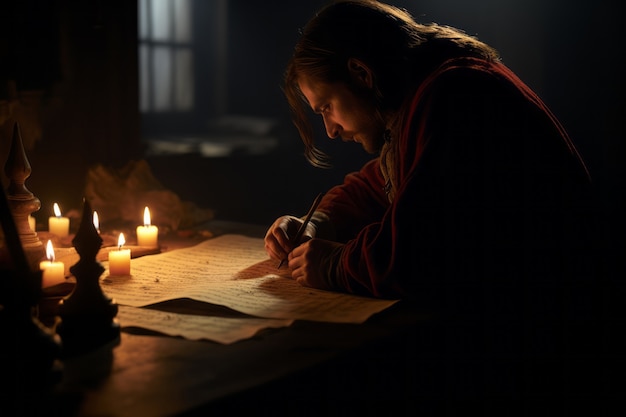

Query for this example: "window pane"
[153,47,172,111]
[138,0,150,39]
[139,45,151,112]
[151,0,171,41]
[175,48,194,111]
[174,0,192,43]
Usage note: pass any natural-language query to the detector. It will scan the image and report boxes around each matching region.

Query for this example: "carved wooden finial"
[3,121,44,269]
[72,198,103,261]
[5,121,34,197]
[57,198,120,357]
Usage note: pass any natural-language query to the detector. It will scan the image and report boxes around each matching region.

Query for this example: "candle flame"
[118,233,126,249]
[93,211,100,231]
[143,206,151,227]
[46,240,56,262]
[53,202,62,218]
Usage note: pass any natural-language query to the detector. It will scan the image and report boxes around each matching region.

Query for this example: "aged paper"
[101,234,398,324]
[116,305,294,344]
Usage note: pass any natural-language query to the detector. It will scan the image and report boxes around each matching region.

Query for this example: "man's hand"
[264,215,317,263]
[288,238,343,290]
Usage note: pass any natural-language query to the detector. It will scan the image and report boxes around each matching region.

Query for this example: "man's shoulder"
[409,56,526,112]
[425,57,508,90]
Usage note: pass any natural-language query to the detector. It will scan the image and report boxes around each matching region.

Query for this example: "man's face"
[298,76,386,154]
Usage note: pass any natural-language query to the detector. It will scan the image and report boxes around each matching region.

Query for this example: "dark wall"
[224,0,625,207]
[1,0,141,222]
[1,0,623,226]
[226,0,328,120]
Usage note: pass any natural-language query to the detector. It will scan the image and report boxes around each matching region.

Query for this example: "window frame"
[138,0,226,138]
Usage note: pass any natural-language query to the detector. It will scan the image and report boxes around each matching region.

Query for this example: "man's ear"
[347,58,373,88]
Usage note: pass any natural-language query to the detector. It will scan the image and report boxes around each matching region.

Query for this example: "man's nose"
[324,119,340,139]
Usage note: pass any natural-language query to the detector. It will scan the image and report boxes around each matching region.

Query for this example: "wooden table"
[8,220,623,417]
[7,220,426,417]
[47,301,424,417]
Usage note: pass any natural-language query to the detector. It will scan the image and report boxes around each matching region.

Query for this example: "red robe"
[316,57,596,305]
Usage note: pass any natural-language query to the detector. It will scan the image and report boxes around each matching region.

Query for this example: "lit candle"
[28,215,36,232]
[93,210,100,233]
[49,203,70,237]
[109,233,131,276]
[136,206,158,247]
[39,240,65,287]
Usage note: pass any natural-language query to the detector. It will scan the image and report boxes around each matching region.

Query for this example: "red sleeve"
[316,158,389,242]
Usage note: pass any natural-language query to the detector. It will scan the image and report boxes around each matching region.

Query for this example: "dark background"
[1,0,624,229]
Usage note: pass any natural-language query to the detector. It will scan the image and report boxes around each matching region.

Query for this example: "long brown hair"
[284,0,500,167]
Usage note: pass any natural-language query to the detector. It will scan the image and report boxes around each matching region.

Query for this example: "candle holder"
[0,182,62,415]
[56,198,120,357]
[2,121,45,271]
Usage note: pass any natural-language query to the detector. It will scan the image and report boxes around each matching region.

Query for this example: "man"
[265,0,598,300]
[264,1,609,411]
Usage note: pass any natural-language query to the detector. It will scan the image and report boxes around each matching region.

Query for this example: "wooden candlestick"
[0,183,62,414]
[56,198,120,357]
[3,121,45,270]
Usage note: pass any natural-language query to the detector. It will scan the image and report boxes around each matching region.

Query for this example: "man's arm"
[314,159,389,242]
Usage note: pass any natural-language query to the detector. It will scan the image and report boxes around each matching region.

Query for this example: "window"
[138,0,227,139]
[139,0,194,113]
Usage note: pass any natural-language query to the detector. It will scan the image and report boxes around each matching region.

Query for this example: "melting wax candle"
[49,203,69,237]
[109,233,131,276]
[136,206,158,247]
[39,240,65,287]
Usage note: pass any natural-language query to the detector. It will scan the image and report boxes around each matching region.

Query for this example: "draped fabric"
[314,55,607,413]
[316,57,596,300]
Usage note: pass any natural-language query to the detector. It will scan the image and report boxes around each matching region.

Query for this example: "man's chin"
[360,139,385,154]
[361,144,380,155]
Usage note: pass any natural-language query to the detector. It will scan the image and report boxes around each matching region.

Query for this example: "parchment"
[101,234,398,324]
[116,305,294,344]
